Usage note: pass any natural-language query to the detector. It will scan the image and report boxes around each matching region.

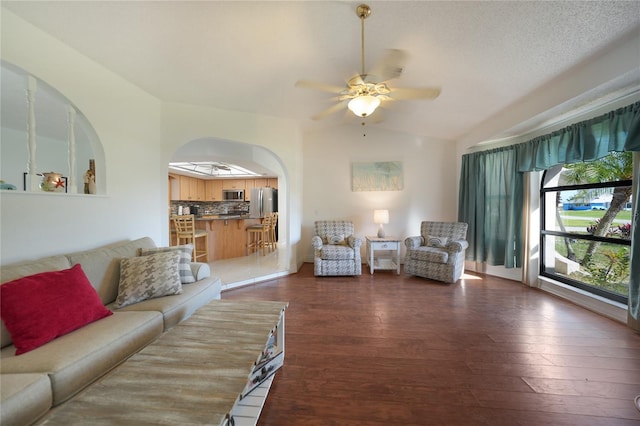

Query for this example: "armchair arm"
[311,236,324,250]
[404,236,423,249]
[348,236,362,249]
[446,240,469,253]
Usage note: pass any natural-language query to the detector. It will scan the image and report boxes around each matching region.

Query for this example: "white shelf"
[365,236,402,275]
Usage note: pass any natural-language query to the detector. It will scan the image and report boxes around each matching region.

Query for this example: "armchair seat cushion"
[408,246,448,264]
[320,245,356,260]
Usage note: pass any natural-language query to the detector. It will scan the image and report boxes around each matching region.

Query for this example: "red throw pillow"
[0,264,112,355]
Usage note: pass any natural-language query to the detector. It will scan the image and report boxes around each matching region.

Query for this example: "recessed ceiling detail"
[168,162,261,178]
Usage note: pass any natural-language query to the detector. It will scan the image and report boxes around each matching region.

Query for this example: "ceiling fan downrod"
[356,4,371,77]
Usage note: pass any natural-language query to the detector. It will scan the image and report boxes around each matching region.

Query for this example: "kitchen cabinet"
[244,179,255,201]
[197,179,205,201]
[179,176,191,200]
[168,175,180,201]
[205,180,223,201]
[196,218,261,260]
[267,178,278,189]
[179,176,205,201]
[222,179,245,190]
[253,178,268,188]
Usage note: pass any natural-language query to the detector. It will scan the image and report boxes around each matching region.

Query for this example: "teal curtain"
[459,147,522,267]
[516,102,640,171]
[458,101,640,318]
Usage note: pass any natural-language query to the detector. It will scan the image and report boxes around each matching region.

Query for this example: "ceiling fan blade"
[295,79,345,93]
[347,73,365,86]
[311,101,349,120]
[368,49,410,82]
[391,86,441,100]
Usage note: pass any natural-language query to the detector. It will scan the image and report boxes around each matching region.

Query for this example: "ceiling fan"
[295,4,441,120]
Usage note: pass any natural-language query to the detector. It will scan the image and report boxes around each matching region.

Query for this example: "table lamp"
[373,209,389,238]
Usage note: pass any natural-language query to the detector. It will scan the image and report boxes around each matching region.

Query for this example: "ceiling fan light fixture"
[348,95,380,117]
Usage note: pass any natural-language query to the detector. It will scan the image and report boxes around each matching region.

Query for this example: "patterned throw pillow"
[140,244,195,284]
[327,234,346,245]
[427,236,449,248]
[115,251,182,308]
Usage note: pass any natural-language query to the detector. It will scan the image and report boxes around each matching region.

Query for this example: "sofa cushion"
[140,244,195,284]
[319,245,355,260]
[409,246,449,264]
[115,251,182,308]
[0,373,52,426]
[0,265,113,355]
[0,255,72,349]
[113,276,223,330]
[66,237,157,305]
[0,311,163,406]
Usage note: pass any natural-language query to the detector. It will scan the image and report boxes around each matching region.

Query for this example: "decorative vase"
[84,159,96,194]
[40,172,64,192]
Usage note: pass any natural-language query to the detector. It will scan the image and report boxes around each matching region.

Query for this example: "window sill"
[0,190,108,198]
[537,276,627,323]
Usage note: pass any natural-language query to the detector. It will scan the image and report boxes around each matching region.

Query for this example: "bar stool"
[267,212,278,251]
[173,215,208,262]
[246,215,273,256]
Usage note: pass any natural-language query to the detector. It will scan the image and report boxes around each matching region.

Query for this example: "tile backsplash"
[169,201,249,216]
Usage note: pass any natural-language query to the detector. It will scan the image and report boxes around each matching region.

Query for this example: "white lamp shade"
[348,95,381,117]
[373,209,389,224]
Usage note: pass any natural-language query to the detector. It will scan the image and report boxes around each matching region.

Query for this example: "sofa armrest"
[348,236,362,249]
[190,262,211,281]
[447,240,469,253]
[404,236,423,249]
[311,236,323,250]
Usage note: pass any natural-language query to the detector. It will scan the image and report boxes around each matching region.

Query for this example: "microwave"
[223,189,244,200]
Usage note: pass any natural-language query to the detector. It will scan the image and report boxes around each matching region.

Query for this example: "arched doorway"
[169,137,291,289]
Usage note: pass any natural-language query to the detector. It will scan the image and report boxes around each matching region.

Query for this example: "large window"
[540,152,633,304]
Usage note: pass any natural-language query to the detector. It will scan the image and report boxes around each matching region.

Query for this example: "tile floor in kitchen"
[210,244,291,291]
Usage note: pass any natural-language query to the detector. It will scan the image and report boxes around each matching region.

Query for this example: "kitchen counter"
[170,215,262,260]
[195,214,258,220]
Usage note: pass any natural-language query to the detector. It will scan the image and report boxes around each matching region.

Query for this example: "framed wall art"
[351,161,403,192]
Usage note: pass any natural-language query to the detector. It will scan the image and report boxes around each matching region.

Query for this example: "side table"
[365,236,401,275]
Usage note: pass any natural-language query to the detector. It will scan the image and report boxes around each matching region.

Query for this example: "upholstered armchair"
[404,221,469,283]
[311,221,362,276]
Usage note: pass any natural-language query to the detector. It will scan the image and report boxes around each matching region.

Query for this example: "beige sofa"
[0,237,222,426]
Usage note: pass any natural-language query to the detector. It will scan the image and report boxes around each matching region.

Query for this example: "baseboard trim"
[221,270,291,292]
[537,276,627,323]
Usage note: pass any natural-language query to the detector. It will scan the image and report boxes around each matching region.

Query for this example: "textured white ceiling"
[3,1,640,143]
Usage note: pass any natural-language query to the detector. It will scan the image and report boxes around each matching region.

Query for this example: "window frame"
[540,174,632,305]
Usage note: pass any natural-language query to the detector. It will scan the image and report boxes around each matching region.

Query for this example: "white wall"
[0,10,305,275]
[1,10,164,264]
[302,124,457,262]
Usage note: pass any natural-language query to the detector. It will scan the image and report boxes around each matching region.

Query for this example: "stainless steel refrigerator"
[250,187,277,218]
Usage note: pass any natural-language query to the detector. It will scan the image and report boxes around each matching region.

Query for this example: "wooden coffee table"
[39,300,287,426]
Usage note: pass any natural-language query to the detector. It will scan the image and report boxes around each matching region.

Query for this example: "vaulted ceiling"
[3,1,640,144]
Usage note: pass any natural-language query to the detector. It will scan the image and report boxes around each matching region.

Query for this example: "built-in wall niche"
[0,60,105,194]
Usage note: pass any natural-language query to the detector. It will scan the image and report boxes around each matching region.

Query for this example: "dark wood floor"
[223,264,640,426]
